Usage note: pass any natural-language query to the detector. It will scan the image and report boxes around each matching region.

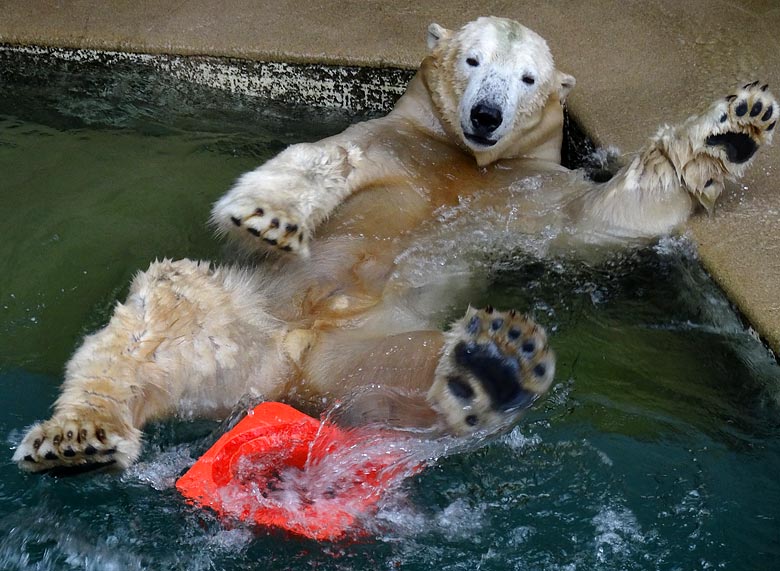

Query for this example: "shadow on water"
[1,50,779,570]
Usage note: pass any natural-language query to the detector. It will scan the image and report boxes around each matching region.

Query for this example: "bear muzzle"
[464,101,503,147]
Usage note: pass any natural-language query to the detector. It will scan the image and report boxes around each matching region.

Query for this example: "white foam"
[435,498,486,536]
[122,445,196,491]
[502,426,542,451]
[592,505,646,563]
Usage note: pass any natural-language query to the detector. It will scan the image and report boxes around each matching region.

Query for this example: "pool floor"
[1,53,779,570]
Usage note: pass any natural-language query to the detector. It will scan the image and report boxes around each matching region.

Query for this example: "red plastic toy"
[176,402,421,541]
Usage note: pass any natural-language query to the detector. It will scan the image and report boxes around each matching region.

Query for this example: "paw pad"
[456,307,554,404]
[706,81,776,164]
[429,306,555,434]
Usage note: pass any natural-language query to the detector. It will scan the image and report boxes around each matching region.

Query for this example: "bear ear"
[556,71,576,102]
[427,23,451,51]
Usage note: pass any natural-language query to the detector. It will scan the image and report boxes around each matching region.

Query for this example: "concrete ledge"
[0,45,413,113]
[1,0,778,351]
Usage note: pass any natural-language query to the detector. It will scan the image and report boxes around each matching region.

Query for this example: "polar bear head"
[424,17,575,165]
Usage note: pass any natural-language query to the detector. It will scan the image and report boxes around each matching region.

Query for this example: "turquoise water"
[1,53,779,570]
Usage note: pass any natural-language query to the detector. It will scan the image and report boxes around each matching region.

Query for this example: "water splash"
[205,391,485,540]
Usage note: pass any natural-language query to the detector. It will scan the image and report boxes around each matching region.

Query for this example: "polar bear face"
[426,17,575,164]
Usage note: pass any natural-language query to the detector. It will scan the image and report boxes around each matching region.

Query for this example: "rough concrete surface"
[1,0,778,350]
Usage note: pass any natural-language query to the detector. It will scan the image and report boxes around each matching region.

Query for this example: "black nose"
[470,103,503,133]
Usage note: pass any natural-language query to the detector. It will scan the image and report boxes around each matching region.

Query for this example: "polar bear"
[14,16,775,473]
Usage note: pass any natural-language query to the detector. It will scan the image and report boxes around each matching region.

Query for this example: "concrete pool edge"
[2,41,778,357]
[0,44,414,113]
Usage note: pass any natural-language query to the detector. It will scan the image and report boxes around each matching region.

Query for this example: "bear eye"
[466,57,479,67]
[522,74,536,86]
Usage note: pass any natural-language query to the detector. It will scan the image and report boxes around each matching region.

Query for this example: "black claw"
[726,94,738,102]
[750,101,763,117]
[485,305,494,314]
[230,216,242,227]
[768,121,776,132]
[762,105,774,122]
[704,178,714,188]
[101,448,117,456]
[263,238,278,246]
[247,227,260,237]
[761,84,769,92]
[735,101,748,117]
[269,218,280,229]
[285,223,298,234]
[281,245,293,252]
[719,113,728,123]
[744,81,759,89]
[254,208,265,216]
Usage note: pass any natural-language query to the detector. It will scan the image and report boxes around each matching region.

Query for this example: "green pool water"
[1,52,779,571]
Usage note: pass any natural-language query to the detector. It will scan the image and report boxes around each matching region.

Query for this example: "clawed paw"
[211,142,360,259]
[428,306,555,435]
[666,81,776,211]
[229,204,309,256]
[13,415,141,474]
[705,81,775,165]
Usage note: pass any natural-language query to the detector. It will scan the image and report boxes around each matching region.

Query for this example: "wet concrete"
[1,0,778,351]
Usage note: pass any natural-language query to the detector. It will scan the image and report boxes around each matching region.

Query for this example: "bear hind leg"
[14,259,285,473]
[428,306,555,435]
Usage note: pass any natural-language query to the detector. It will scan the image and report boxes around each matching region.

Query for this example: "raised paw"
[211,142,362,258]
[428,306,555,435]
[13,415,141,474]
[654,82,777,212]
[704,82,776,166]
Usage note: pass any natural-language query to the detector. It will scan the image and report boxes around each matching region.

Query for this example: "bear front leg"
[211,142,363,257]
[575,82,776,241]
[427,306,555,435]
[656,81,776,212]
